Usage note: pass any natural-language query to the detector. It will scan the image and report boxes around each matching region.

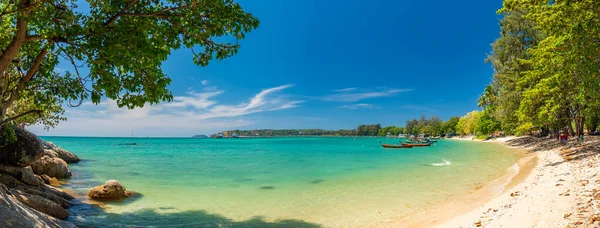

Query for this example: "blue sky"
[32,0,504,137]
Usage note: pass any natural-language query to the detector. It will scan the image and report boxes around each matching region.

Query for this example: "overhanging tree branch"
[0,109,42,126]
[103,0,140,27]
[0,10,29,75]
[5,45,49,108]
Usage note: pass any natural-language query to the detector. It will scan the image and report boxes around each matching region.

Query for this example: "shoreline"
[51,136,525,228]
[33,136,599,227]
[367,137,536,227]
[435,136,600,227]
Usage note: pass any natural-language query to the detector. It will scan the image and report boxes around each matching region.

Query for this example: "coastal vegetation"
[215,117,466,138]
[214,124,383,137]
[473,0,600,137]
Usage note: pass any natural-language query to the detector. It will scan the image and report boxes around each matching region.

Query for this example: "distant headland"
[210,124,382,138]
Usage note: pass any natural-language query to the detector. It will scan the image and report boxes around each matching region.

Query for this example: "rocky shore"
[0,128,80,227]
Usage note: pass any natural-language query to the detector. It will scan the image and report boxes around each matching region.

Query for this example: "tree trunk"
[576,117,585,136]
[567,120,575,136]
[588,116,599,133]
[0,11,28,76]
[0,103,6,141]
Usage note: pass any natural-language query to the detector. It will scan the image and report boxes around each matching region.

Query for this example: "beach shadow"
[545,137,600,167]
[71,208,322,228]
[558,142,599,162]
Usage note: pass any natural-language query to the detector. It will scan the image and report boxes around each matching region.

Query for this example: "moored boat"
[401,142,431,147]
[380,142,413,148]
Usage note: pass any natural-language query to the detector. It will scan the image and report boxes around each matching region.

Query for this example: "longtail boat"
[380,142,413,148]
[401,142,431,147]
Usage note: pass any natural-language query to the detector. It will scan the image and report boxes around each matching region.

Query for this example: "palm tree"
[477,85,497,109]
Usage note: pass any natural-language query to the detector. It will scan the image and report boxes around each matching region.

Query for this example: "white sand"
[437,137,600,228]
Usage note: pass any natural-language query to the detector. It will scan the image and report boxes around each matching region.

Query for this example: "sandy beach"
[436,136,600,228]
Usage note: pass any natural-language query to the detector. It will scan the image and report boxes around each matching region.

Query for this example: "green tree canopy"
[474,109,501,135]
[501,0,600,136]
[484,8,543,134]
[378,126,405,136]
[442,116,460,134]
[0,0,259,131]
[456,111,481,135]
[402,115,447,136]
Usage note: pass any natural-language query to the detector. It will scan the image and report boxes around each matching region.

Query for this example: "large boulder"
[1,127,44,166]
[42,141,80,163]
[88,180,135,200]
[0,183,74,227]
[30,156,71,179]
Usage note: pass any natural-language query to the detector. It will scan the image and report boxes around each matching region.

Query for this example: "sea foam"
[430,158,452,167]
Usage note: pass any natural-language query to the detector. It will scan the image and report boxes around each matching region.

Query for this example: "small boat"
[380,142,413,148]
[401,142,431,147]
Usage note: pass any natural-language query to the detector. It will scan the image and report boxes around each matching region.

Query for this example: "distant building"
[216,133,224,138]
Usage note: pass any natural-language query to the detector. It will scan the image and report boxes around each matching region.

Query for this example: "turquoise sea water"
[41,137,518,227]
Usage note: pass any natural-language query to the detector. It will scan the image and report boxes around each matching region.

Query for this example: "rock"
[0,183,74,228]
[0,173,73,209]
[10,189,69,219]
[15,185,73,209]
[30,156,71,179]
[0,164,43,186]
[1,127,44,166]
[42,141,80,163]
[39,174,60,186]
[42,141,55,149]
[88,180,135,200]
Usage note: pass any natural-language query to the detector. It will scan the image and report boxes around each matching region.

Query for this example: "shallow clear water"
[42,137,518,227]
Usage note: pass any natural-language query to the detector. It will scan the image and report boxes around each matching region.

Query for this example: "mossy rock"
[1,127,44,167]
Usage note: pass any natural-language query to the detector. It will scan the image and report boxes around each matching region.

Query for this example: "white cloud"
[338,104,375,110]
[323,88,413,102]
[194,84,302,119]
[332,87,357,92]
[201,80,209,86]
[162,90,223,109]
[30,84,301,137]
